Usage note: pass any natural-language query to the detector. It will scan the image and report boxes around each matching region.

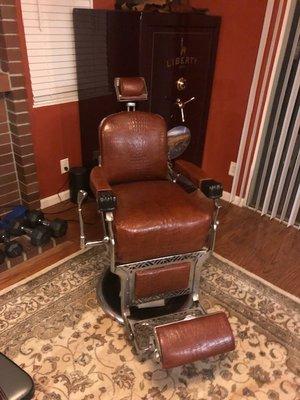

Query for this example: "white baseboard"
[222,191,245,207]
[40,189,70,209]
[40,189,242,209]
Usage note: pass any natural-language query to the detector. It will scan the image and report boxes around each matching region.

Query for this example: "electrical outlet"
[229,161,236,177]
[60,158,69,174]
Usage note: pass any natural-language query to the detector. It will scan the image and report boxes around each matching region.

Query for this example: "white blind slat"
[32,71,107,84]
[26,41,75,50]
[22,11,72,21]
[24,27,79,35]
[27,48,76,57]
[25,34,75,42]
[34,85,78,97]
[30,61,77,70]
[34,78,107,91]
[22,3,91,13]
[31,67,77,77]
[24,19,74,29]
[35,92,77,102]
[287,184,300,227]
[28,54,76,63]
[22,0,91,6]
[27,47,107,57]
[32,76,77,85]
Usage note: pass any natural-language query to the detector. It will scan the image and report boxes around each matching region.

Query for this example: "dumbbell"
[0,248,5,264]
[25,210,67,238]
[9,220,51,247]
[0,230,23,258]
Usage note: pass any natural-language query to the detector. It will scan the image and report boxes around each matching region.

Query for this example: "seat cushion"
[112,181,213,263]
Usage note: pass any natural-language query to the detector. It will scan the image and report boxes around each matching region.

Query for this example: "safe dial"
[176,77,187,91]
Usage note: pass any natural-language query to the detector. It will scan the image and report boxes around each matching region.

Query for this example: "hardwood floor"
[0,241,78,291]
[1,197,299,297]
[216,202,300,297]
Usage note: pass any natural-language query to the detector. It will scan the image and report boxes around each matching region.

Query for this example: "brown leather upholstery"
[135,262,191,300]
[112,180,212,263]
[90,166,112,197]
[119,77,146,98]
[100,111,168,185]
[174,159,210,187]
[155,312,235,369]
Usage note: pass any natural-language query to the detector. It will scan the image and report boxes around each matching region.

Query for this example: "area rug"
[0,247,299,400]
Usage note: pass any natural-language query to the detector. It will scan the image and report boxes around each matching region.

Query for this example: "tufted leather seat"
[112,180,213,263]
[90,110,215,265]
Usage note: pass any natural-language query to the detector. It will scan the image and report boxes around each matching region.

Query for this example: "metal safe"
[74,9,220,167]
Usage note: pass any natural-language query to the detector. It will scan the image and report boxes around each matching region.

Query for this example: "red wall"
[190,0,267,191]
[94,0,114,8]
[18,0,267,197]
[29,102,82,197]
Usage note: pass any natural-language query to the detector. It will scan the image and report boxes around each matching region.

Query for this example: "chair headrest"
[114,77,148,102]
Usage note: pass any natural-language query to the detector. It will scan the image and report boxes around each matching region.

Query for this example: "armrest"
[173,159,223,199]
[201,180,223,199]
[90,166,112,194]
[90,167,117,212]
[173,159,210,187]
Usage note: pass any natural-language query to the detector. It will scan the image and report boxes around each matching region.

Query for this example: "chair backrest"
[99,111,168,185]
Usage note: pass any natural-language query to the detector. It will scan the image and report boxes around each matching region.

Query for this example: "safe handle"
[183,96,195,106]
[175,96,196,122]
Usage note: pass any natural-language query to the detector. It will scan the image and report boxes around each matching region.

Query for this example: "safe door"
[140,13,220,165]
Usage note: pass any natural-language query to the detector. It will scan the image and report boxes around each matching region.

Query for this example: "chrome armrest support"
[77,190,110,249]
[167,162,179,183]
[210,199,221,252]
[106,211,116,271]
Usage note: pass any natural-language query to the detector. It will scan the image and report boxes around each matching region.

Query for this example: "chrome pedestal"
[96,268,193,326]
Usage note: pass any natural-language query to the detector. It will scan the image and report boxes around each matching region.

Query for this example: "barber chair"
[78,77,235,369]
[0,353,34,400]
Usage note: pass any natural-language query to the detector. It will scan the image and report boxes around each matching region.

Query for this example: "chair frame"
[77,75,234,367]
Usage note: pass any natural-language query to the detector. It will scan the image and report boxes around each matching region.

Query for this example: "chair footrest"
[130,307,204,356]
[155,312,235,369]
[129,308,235,368]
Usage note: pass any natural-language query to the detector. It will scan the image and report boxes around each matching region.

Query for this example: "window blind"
[21,0,93,107]
[248,12,300,228]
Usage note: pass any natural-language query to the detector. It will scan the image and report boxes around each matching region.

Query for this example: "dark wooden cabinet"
[74,9,220,167]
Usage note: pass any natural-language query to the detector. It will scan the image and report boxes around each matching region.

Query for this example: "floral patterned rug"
[0,247,299,400]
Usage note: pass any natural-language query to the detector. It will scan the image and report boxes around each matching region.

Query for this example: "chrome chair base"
[96,267,124,324]
[96,268,193,326]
